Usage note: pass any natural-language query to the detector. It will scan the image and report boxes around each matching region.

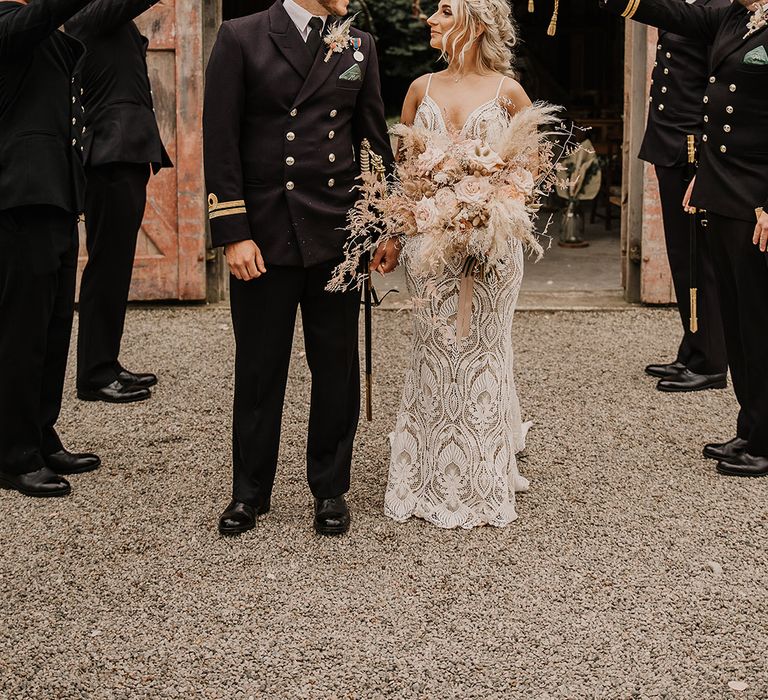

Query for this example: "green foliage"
[350,0,440,108]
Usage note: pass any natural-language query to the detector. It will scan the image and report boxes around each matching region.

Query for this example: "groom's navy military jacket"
[602,0,768,221]
[203,1,393,267]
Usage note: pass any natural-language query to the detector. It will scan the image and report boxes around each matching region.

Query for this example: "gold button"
[649,96,653,103]
[726,106,734,114]
[71,139,77,146]
[72,118,76,125]
[658,104,664,111]
[665,52,671,58]
[723,124,731,132]
[702,135,708,142]
[80,88,83,96]
[654,61,658,67]
[709,76,715,83]
[286,157,295,166]
[328,153,336,162]
[290,108,298,117]
[286,181,295,190]
[328,178,335,187]
[82,127,86,134]
[328,130,335,139]
[72,96,76,104]
[661,87,667,93]
[286,132,295,141]
[729,84,736,92]
[703,96,709,103]
[703,115,709,122]
[720,145,727,153]
[663,68,669,75]
[657,44,662,50]
[330,109,338,118]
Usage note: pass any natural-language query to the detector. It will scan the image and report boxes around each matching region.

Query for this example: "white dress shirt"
[283,0,328,42]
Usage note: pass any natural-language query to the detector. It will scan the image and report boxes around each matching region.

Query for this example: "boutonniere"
[323,15,356,63]
[744,1,768,39]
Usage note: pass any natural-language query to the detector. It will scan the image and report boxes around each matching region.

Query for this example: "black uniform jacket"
[639,0,729,167]
[0,0,92,213]
[603,0,768,221]
[203,2,394,267]
[66,0,171,172]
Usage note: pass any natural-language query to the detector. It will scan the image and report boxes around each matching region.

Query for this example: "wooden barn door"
[78,0,207,301]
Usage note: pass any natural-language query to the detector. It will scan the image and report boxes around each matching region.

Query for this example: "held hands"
[225,240,266,281]
[370,238,401,275]
[754,210,768,253]
[682,176,696,213]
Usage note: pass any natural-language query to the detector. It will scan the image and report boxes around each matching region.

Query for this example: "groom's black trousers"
[0,206,78,475]
[229,260,361,506]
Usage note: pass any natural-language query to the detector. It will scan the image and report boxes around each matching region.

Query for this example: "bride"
[384,0,536,529]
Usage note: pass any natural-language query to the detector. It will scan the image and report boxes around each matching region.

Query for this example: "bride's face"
[428,1,456,51]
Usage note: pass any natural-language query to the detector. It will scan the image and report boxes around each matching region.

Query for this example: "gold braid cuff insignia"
[208,193,247,220]
[622,0,641,19]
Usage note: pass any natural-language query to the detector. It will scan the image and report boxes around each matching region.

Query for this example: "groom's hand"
[370,238,401,275]
[225,240,267,281]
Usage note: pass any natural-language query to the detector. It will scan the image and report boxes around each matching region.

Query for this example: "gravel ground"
[1,305,767,700]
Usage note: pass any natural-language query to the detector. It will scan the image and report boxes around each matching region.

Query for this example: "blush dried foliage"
[327,102,569,292]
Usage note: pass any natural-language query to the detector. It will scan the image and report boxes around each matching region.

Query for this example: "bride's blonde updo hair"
[440,0,518,77]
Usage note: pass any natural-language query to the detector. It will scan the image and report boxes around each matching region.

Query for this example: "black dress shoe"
[716,452,768,477]
[77,380,151,404]
[117,368,158,389]
[218,498,270,536]
[314,495,350,536]
[657,369,727,393]
[44,449,101,475]
[703,436,748,461]
[0,467,71,497]
[645,360,686,379]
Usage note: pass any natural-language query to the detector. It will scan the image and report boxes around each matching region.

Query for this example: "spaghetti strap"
[425,74,434,97]
[495,76,507,100]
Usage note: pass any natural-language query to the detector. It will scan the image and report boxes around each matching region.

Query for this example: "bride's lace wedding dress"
[385,75,531,530]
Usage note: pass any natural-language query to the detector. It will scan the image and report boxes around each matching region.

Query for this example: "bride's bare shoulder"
[406,73,433,102]
[498,76,533,115]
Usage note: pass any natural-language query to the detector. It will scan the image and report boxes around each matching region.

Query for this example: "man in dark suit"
[602,0,768,477]
[204,0,397,535]
[640,1,729,393]
[66,0,172,404]
[0,0,102,498]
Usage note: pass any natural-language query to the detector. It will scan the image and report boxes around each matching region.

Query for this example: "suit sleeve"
[600,0,728,43]
[0,0,96,58]
[203,21,252,248]
[66,0,161,39]
[352,34,394,176]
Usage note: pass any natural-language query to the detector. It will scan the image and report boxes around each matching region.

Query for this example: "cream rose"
[508,169,535,196]
[417,145,446,174]
[434,187,459,218]
[468,144,505,174]
[455,175,493,206]
[414,196,440,234]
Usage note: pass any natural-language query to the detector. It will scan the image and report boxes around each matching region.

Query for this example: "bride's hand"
[370,238,401,275]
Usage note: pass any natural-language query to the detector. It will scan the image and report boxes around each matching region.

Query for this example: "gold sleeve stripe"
[622,0,641,19]
[210,206,247,219]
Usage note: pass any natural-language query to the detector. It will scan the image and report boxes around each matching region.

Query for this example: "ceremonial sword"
[687,134,699,334]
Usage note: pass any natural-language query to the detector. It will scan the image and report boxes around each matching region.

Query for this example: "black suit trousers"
[654,166,727,374]
[0,206,78,475]
[77,162,150,389]
[229,261,361,506]
[707,213,768,457]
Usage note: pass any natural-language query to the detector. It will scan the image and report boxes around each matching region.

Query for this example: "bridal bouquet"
[327,102,564,292]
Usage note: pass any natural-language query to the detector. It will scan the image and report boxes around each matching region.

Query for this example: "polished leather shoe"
[118,368,158,389]
[314,495,350,536]
[657,369,727,393]
[716,452,768,477]
[645,360,686,379]
[44,449,101,475]
[218,498,270,536]
[0,467,71,497]
[703,436,748,461]
[77,380,151,404]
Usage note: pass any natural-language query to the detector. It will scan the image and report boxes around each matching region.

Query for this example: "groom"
[204,0,396,536]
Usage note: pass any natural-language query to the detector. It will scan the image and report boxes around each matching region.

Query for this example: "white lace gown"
[385,77,531,530]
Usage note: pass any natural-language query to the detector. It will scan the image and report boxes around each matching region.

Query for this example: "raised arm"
[600,0,729,43]
[203,21,251,249]
[0,0,95,58]
[66,0,161,39]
